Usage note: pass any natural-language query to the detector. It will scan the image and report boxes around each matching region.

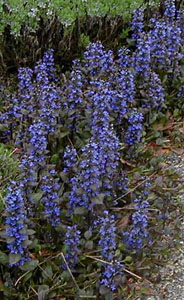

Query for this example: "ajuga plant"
[0,0,184,297]
[0,49,61,265]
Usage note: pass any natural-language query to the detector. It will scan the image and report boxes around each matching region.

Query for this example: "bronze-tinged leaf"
[157,148,170,155]
[142,287,154,295]
[0,280,4,286]
[179,126,184,134]
[117,215,130,228]
[114,38,119,46]
[135,284,141,291]
[170,148,184,155]
[152,120,173,131]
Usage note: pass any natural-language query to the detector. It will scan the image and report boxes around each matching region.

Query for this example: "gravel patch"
[135,153,184,300]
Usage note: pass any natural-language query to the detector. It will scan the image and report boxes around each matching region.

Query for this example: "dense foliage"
[0,0,184,299]
[0,0,161,76]
[0,0,150,36]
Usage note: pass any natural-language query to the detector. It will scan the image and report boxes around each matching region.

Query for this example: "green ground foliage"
[0,0,161,76]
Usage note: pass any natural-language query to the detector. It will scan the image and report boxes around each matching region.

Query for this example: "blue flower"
[63,146,78,172]
[84,42,114,76]
[95,211,124,291]
[164,0,176,19]
[142,72,165,109]
[63,225,81,269]
[97,211,117,261]
[101,262,124,291]
[5,181,30,265]
[115,68,135,122]
[134,36,151,77]
[131,8,144,41]
[117,47,132,68]
[123,184,150,250]
[40,172,61,226]
[18,67,33,91]
[35,49,57,84]
[62,59,84,112]
[149,17,182,69]
[125,110,144,146]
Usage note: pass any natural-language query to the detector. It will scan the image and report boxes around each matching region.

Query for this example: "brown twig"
[85,255,142,280]
[114,172,157,202]
[61,252,80,291]
[67,136,80,160]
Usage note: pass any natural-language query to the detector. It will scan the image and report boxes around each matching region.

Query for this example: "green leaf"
[0,284,11,296]
[124,256,133,263]
[155,176,163,187]
[85,241,93,250]
[9,253,21,265]
[147,193,156,200]
[26,229,36,235]
[60,130,70,138]
[84,230,92,240]
[74,207,88,215]
[0,250,8,265]
[51,154,59,163]
[31,192,43,204]
[42,265,53,280]
[38,285,49,300]
[91,193,104,204]
[99,285,110,295]
[23,272,33,284]
[60,171,69,183]
[20,259,39,271]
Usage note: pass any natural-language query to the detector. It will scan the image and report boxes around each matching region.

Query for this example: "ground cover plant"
[0,0,160,76]
[0,0,151,36]
[0,0,184,299]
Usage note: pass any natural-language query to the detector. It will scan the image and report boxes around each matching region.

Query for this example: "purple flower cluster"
[115,68,135,122]
[123,204,149,250]
[125,110,144,146]
[97,211,116,261]
[68,127,119,210]
[35,49,57,84]
[134,36,151,77]
[67,55,121,211]
[164,0,176,19]
[131,8,144,41]
[177,85,184,98]
[0,68,34,129]
[42,49,58,82]
[63,59,84,111]
[5,181,30,265]
[96,211,124,291]
[3,6,180,279]
[4,49,61,264]
[142,72,165,109]
[18,67,33,91]
[63,146,78,172]
[40,170,61,226]
[68,123,119,211]
[84,42,114,76]
[37,84,60,133]
[101,262,124,291]
[117,47,132,68]
[150,14,182,69]
[123,183,150,250]
[64,225,81,269]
